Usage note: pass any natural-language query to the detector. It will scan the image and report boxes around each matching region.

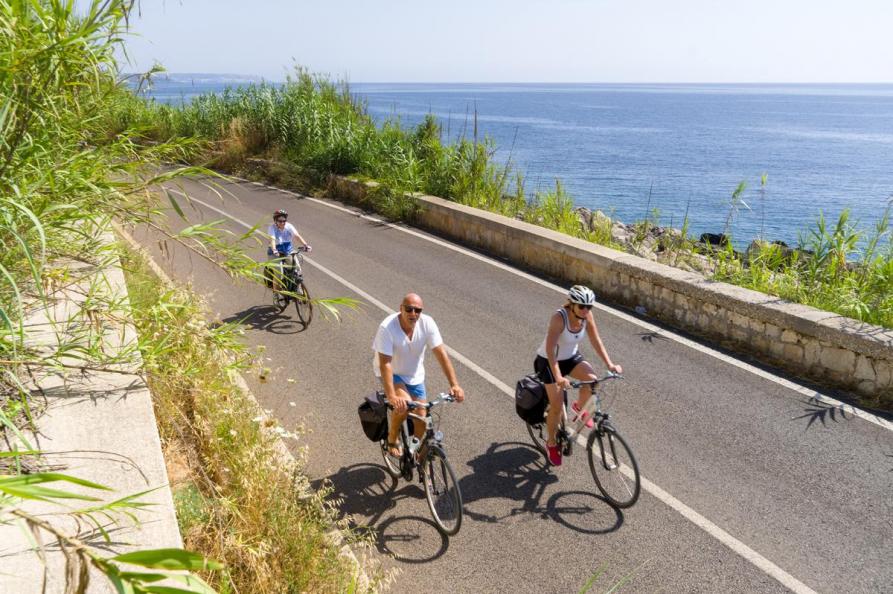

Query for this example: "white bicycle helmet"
[568,285,596,305]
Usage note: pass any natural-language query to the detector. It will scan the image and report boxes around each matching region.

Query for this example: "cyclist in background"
[267,209,311,292]
[534,285,622,466]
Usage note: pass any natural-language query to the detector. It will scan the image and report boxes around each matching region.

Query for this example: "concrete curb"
[114,224,373,592]
[0,231,182,594]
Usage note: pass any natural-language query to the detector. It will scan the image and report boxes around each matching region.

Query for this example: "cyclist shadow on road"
[319,463,450,564]
[458,442,624,535]
[218,304,308,334]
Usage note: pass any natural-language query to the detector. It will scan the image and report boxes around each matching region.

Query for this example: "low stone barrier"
[327,174,893,408]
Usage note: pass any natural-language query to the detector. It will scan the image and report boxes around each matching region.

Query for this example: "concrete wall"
[327,175,893,407]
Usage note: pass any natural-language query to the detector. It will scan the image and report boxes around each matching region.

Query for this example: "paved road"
[132,176,893,593]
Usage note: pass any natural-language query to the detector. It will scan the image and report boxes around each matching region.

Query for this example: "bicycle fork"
[592,421,620,471]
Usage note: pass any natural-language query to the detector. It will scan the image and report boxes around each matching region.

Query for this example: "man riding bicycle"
[373,293,465,458]
[534,285,622,466]
[267,209,311,292]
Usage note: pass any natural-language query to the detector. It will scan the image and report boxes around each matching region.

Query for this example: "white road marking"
[222,176,893,434]
[166,185,820,594]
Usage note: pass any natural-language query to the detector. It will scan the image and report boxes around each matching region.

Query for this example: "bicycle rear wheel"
[422,444,463,535]
[586,425,640,508]
[380,437,402,479]
[526,421,548,457]
[294,281,313,325]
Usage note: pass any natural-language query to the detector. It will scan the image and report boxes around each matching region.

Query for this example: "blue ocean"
[143,75,893,248]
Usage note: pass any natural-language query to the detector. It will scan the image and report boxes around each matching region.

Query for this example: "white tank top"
[537,308,586,361]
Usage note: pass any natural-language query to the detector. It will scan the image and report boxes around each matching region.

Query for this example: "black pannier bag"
[515,373,547,424]
[358,390,388,441]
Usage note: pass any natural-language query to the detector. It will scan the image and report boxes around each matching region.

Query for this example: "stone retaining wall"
[327,174,893,408]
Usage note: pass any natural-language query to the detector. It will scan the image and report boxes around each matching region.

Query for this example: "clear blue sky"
[121,0,893,82]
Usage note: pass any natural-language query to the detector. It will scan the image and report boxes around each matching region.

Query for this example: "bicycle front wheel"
[294,281,313,325]
[586,426,640,508]
[422,444,463,535]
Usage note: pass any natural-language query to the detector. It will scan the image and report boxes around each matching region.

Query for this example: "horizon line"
[141,74,893,85]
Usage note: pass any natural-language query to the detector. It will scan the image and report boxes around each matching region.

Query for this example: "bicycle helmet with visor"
[568,285,596,305]
[273,209,288,221]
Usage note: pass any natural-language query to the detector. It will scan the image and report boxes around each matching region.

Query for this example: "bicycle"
[526,372,641,508]
[380,393,463,535]
[267,246,312,325]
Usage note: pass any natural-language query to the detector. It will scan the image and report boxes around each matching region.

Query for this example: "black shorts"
[534,353,584,385]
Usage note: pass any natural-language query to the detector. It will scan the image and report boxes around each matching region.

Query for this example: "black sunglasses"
[403,306,423,314]
[575,304,593,310]
[274,218,286,223]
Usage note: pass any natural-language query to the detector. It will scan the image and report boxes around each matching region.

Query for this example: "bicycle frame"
[396,393,453,462]
[279,249,306,290]
[562,372,622,438]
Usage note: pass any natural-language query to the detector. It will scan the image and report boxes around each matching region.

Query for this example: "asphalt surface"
[131,176,893,594]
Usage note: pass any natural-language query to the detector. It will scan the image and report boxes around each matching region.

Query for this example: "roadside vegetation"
[120,245,379,593]
[1,1,371,591]
[117,72,893,329]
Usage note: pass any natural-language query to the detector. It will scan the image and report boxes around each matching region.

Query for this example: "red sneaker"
[572,401,595,429]
[546,443,562,466]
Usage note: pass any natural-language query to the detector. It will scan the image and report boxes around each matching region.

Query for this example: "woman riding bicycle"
[534,285,622,467]
[267,209,311,292]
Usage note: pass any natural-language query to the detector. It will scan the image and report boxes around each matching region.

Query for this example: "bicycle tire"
[380,438,401,479]
[526,420,548,458]
[586,425,640,508]
[294,281,313,325]
[422,444,463,536]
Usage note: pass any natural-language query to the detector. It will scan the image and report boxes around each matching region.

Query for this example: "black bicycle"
[526,372,641,508]
[380,393,463,535]
[267,247,312,325]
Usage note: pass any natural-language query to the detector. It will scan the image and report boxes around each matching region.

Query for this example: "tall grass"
[0,1,232,590]
[118,71,523,210]
[715,208,893,327]
[1,2,372,591]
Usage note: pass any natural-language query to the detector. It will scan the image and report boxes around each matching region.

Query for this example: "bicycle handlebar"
[385,392,456,411]
[568,371,624,389]
[280,246,310,255]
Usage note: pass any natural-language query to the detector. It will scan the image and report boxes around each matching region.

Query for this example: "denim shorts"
[390,374,426,399]
[267,242,292,256]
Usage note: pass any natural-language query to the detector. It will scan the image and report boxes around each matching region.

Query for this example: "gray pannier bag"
[515,373,547,425]
[358,390,388,441]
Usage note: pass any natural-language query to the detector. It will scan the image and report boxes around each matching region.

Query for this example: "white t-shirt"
[372,312,444,385]
[268,222,299,247]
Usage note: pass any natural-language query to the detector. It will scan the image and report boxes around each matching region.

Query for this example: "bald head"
[402,293,423,309]
[398,293,424,328]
